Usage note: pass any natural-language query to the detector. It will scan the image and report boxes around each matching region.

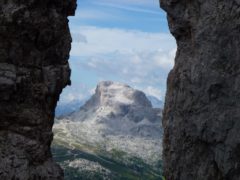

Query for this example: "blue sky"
[58,0,176,105]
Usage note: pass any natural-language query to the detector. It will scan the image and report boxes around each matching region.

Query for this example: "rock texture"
[0,0,76,179]
[161,0,240,179]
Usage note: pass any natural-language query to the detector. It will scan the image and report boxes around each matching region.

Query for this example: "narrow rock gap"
[52,1,176,179]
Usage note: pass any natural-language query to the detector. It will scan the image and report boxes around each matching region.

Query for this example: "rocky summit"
[53,81,163,179]
[0,1,76,179]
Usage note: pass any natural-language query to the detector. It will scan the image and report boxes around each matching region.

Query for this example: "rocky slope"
[161,0,240,179]
[56,95,162,118]
[53,81,163,179]
[0,1,76,179]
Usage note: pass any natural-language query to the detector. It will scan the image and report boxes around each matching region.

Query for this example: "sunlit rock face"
[0,0,76,179]
[161,0,240,179]
[55,81,163,164]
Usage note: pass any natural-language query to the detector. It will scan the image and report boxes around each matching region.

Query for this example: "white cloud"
[70,26,176,57]
[144,86,162,99]
[95,2,162,15]
[60,91,84,104]
[69,51,176,100]
[73,49,176,76]
[64,93,83,102]
[59,84,92,104]
[57,0,175,106]
[71,1,166,26]
[152,49,176,69]
[67,25,176,100]
[73,9,123,21]
[71,33,88,44]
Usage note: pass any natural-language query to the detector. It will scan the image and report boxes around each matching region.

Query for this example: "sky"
[58,0,176,105]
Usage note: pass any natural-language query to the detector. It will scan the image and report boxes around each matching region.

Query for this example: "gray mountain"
[53,81,163,177]
[147,95,164,109]
[66,81,162,138]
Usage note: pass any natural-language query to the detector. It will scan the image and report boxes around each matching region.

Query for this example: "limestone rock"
[161,0,240,179]
[0,0,76,179]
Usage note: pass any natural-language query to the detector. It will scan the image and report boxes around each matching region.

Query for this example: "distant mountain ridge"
[55,83,164,117]
[55,99,85,117]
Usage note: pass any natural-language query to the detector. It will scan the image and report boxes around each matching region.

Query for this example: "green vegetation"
[64,167,113,180]
[52,145,164,180]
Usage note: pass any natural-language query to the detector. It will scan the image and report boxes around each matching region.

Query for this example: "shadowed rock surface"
[161,0,240,179]
[0,0,76,179]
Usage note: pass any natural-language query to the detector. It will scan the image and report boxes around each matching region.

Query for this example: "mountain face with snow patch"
[53,81,163,179]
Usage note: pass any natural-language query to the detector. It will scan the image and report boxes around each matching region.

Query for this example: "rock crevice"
[0,0,76,179]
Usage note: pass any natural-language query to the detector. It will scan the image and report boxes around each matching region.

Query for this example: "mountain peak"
[54,82,162,166]
[64,81,161,126]
[93,81,152,108]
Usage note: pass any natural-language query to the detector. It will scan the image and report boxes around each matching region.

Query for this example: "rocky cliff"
[161,0,240,179]
[0,1,76,179]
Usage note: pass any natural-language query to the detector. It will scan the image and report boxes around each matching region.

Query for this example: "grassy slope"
[52,144,163,180]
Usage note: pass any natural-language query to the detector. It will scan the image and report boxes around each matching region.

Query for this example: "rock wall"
[0,0,76,179]
[161,0,240,179]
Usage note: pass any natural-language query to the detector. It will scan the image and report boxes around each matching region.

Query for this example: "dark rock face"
[161,0,240,179]
[0,1,76,179]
